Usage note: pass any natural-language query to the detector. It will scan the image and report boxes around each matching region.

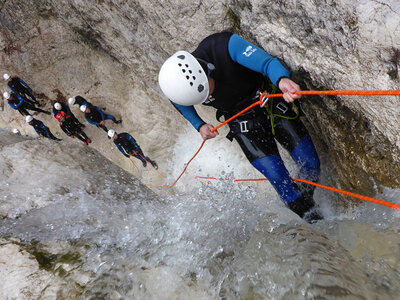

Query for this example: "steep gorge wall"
[1,0,400,196]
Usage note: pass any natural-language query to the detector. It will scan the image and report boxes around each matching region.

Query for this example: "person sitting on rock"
[80,103,121,132]
[25,115,61,141]
[4,91,50,116]
[108,129,157,169]
[55,111,91,145]
[3,73,40,106]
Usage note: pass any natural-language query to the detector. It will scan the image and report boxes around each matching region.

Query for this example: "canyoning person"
[158,32,322,223]
[3,73,40,106]
[108,129,158,169]
[52,102,84,127]
[25,115,62,141]
[3,91,50,116]
[68,95,89,107]
[80,103,121,132]
[55,111,91,145]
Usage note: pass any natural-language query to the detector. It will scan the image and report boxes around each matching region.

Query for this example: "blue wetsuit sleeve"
[18,78,31,90]
[171,102,206,131]
[126,134,139,149]
[228,34,290,86]
[8,102,17,109]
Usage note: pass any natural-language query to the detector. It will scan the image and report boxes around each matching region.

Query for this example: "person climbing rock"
[108,129,158,169]
[3,73,40,106]
[68,95,89,107]
[4,91,50,116]
[55,111,91,145]
[25,115,61,141]
[158,32,322,223]
[80,103,121,132]
[53,102,84,127]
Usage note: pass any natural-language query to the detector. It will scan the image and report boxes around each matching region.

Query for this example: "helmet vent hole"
[185,64,189,67]
[186,75,189,79]
[199,70,202,73]
[178,63,182,67]
[190,82,193,86]
[198,84,204,92]
[177,55,185,60]
[189,70,192,74]
[192,76,196,80]
[182,69,186,73]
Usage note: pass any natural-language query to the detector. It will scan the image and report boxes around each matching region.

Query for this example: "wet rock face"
[1,0,400,195]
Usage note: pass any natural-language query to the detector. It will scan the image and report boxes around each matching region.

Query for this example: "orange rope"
[163,140,207,188]
[260,90,400,99]
[151,90,400,191]
[195,176,400,210]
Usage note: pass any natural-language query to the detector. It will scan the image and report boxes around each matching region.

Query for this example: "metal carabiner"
[259,92,270,108]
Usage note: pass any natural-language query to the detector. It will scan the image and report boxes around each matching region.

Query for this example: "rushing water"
[1,130,400,299]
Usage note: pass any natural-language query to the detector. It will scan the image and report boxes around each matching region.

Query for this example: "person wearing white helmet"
[25,115,61,141]
[158,32,322,223]
[12,128,21,135]
[80,102,121,132]
[108,129,158,169]
[68,95,89,107]
[52,101,84,127]
[4,73,40,106]
[5,90,50,116]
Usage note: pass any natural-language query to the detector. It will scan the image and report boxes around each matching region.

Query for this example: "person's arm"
[115,142,130,157]
[8,98,23,109]
[85,114,98,125]
[95,106,105,121]
[228,34,301,102]
[171,102,206,131]
[228,34,290,87]
[17,77,32,91]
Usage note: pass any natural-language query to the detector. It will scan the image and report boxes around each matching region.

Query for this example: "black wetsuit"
[8,93,49,116]
[60,116,89,143]
[29,119,61,141]
[84,103,118,132]
[114,132,157,168]
[171,32,321,221]
[8,77,39,105]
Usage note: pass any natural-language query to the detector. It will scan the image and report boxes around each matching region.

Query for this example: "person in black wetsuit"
[3,73,40,106]
[25,115,61,141]
[80,103,121,132]
[108,129,158,169]
[55,111,91,145]
[53,102,84,127]
[68,95,89,107]
[4,91,50,116]
[158,32,322,223]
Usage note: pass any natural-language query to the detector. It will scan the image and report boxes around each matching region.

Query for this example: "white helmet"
[54,102,62,110]
[12,128,20,134]
[68,97,75,105]
[25,115,33,123]
[3,92,10,99]
[3,73,10,80]
[158,51,209,106]
[80,105,87,112]
[107,129,116,138]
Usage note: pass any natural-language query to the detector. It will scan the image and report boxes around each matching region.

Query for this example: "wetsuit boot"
[287,195,323,224]
[148,159,158,169]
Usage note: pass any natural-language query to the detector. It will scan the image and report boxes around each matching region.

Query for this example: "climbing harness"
[146,89,400,211]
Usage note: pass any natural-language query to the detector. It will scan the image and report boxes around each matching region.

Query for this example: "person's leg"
[97,124,108,132]
[25,103,50,115]
[105,114,121,124]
